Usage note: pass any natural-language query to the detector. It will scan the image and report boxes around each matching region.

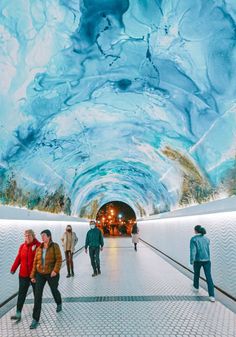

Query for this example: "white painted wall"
[138,197,236,299]
[0,206,89,305]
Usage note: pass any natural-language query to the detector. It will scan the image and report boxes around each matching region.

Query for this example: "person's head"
[40,229,52,244]
[89,220,96,229]
[132,223,138,234]
[66,225,72,232]
[194,225,206,235]
[24,229,35,244]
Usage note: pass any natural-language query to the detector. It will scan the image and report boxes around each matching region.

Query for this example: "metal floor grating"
[25,295,210,303]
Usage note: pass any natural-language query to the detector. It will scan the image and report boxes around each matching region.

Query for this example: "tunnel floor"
[0,238,235,337]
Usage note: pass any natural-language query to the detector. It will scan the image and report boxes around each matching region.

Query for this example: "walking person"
[85,220,104,277]
[131,223,139,251]
[29,229,62,329]
[190,225,215,302]
[61,225,78,277]
[10,229,40,322]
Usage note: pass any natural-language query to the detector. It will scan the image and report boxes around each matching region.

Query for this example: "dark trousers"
[65,250,74,275]
[89,247,100,273]
[33,273,62,322]
[17,277,35,312]
[193,261,215,297]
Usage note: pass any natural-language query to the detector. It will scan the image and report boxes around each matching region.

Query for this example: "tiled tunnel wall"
[139,208,236,300]
[0,212,88,305]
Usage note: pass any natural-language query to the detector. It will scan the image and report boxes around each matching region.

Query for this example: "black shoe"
[11,316,21,322]
[66,274,71,278]
[71,272,74,277]
[30,319,39,329]
[11,312,21,321]
[56,304,62,313]
[92,272,97,277]
[97,270,101,275]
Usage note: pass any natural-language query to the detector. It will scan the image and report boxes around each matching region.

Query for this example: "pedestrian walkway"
[0,238,235,337]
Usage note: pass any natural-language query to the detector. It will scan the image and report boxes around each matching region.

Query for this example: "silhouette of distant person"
[131,223,139,251]
[85,220,104,276]
[190,225,215,302]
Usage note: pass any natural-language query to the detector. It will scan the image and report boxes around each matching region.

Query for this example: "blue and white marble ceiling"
[0,0,236,217]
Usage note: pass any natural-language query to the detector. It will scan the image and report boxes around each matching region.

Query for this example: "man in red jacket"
[10,229,40,321]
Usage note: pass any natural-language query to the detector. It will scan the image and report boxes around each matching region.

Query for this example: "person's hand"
[188,262,193,270]
[31,278,36,283]
[100,247,103,252]
[10,271,15,275]
[85,248,87,254]
[51,271,57,277]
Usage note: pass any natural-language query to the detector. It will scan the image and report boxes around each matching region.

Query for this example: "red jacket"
[11,238,41,277]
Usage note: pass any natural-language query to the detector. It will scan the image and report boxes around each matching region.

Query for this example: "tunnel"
[0,0,236,336]
[96,201,136,236]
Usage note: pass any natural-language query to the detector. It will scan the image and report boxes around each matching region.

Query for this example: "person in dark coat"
[85,220,104,277]
[10,229,40,321]
[131,223,139,251]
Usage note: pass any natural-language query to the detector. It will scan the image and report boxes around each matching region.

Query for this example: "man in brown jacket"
[29,229,62,329]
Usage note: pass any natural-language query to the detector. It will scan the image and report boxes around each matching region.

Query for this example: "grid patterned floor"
[0,238,235,337]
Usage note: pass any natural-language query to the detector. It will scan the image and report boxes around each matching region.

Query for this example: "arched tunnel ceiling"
[0,0,236,218]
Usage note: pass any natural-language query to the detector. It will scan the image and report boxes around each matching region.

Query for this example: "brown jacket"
[30,241,62,278]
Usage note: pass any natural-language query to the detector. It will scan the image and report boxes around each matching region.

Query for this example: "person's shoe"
[29,319,39,329]
[97,270,101,275]
[66,274,71,278]
[11,316,21,322]
[92,272,97,277]
[209,296,215,302]
[192,286,199,293]
[11,311,21,321]
[56,304,62,312]
[71,272,74,277]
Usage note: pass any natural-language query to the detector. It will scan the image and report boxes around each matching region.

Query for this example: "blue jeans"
[193,261,215,297]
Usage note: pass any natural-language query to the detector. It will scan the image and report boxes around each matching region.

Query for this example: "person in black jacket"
[85,220,104,277]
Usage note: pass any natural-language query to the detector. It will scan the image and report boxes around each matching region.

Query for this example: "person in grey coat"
[190,225,215,302]
[85,220,104,277]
